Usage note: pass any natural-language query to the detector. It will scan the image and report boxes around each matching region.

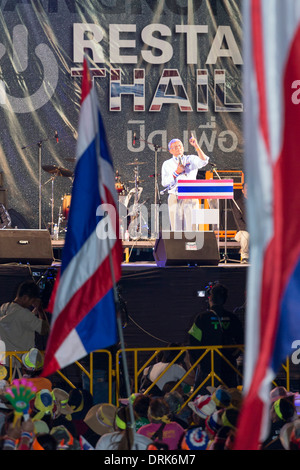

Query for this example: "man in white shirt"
[0,280,49,366]
[161,136,209,231]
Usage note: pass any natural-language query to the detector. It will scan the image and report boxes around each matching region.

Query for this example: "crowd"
[0,279,299,450]
[0,346,299,450]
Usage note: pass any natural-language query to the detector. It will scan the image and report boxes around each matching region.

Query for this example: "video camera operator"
[188,282,244,391]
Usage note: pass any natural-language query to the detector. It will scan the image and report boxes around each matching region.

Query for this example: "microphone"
[133,132,136,145]
[55,131,59,143]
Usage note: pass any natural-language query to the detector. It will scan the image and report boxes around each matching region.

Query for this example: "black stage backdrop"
[0,0,243,235]
[119,264,247,348]
[0,263,247,349]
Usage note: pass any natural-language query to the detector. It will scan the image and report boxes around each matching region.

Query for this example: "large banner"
[0,0,243,233]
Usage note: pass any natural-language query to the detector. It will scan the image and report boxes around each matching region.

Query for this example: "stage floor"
[0,232,247,351]
[0,260,247,349]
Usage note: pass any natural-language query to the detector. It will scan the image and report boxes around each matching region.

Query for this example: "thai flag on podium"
[42,58,123,377]
[177,179,234,199]
[234,0,300,450]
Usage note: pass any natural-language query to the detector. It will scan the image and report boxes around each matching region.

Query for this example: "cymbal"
[42,165,73,177]
[128,180,144,183]
[65,158,76,163]
[126,161,146,166]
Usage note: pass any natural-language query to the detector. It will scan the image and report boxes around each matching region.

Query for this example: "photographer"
[188,283,244,391]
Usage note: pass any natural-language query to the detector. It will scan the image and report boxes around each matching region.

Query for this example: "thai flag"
[177,179,234,199]
[42,58,123,377]
[234,0,300,450]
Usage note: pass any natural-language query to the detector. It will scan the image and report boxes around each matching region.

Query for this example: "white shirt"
[0,302,43,353]
[161,154,209,194]
[146,362,187,391]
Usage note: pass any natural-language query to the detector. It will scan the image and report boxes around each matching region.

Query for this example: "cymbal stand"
[43,175,56,236]
[212,167,240,264]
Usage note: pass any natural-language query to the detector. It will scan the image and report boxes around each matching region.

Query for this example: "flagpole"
[89,66,135,431]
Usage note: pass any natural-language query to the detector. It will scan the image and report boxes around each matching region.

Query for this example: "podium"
[177,178,234,226]
[177,179,235,263]
[177,179,234,200]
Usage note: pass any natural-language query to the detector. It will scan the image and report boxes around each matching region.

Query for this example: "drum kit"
[115,159,149,240]
[42,157,150,240]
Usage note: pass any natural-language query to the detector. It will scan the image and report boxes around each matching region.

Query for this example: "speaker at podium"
[153,231,219,267]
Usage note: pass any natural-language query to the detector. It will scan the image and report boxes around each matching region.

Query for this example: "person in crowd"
[137,397,185,450]
[83,402,117,448]
[161,135,209,231]
[188,394,217,429]
[164,390,192,429]
[96,405,152,450]
[280,419,300,450]
[131,393,151,430]
[140,343,195,396]
[188,283,244,391]
[14,348,52,392]
[181,426,210,450]
[261,397,298,450]
[208,407,240,450]
[52,388,77,437]
[0,280,49,367]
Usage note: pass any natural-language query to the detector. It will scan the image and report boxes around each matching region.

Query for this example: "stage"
[0,249,247,351]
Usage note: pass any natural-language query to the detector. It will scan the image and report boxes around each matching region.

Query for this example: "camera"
[197,280,219,299]
[197,290,206,297]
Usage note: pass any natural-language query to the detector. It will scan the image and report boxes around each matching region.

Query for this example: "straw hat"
[84,403,117,436]
[53,388,73,417]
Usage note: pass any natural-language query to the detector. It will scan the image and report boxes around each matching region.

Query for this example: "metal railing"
[0,346,292,407]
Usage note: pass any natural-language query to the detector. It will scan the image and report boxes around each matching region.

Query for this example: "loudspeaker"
[153,231,219,267]
[0,229,54,265]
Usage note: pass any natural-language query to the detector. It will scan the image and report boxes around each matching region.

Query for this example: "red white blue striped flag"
[42,58,123,377]
[177,179,234,199]
[234,0,300,450]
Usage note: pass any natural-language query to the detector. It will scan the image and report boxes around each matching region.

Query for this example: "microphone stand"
[132,137,167,239]
[21,131,58,230]
[212,167,240,264]
[21,137,50,230]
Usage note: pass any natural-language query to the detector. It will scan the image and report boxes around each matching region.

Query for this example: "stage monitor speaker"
[153,231,219,267]
[0,229,54,265]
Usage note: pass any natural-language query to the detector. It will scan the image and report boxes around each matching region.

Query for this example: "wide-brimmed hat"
[280,419,300,450]
[270,386,295,403]
[211,387,231,409]
[53,388,73,417]
[22,348,44,371]
[84,403,117,436]
[188,395,216,419]
[32,389,55,421]
[227,388,243,410]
